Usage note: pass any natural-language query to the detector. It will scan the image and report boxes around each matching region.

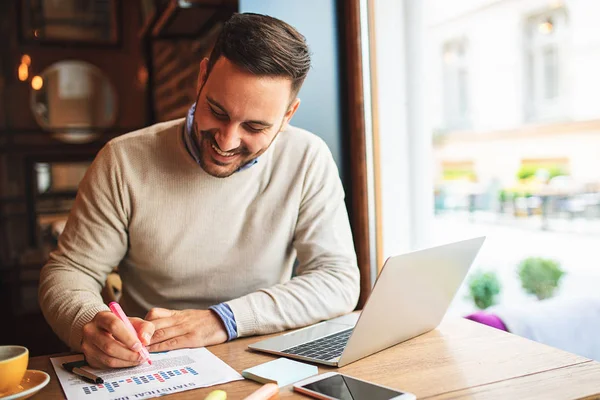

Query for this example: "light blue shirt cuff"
[209,303,238,341]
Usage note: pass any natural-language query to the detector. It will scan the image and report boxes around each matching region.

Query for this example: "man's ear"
[280,98,301,132]
[196,58,209,94]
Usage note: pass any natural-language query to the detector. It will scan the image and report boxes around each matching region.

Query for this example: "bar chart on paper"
[81,366,200,396]
[51,348,243,400]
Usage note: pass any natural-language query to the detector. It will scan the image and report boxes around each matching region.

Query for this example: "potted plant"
[468,271,501,309]
[517,257,565,300]
[516,165,538,181]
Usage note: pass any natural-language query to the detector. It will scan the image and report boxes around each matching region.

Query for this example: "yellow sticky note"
[204,390,227,400]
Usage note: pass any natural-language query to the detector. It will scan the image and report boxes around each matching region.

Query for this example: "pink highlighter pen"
[109,301,152,365]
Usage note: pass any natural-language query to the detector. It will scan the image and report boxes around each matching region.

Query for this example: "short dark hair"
[206,13,311,97]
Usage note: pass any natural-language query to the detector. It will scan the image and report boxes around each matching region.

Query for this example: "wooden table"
[28,318,600,399]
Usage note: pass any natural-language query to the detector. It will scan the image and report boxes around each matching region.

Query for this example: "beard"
[190,84,285,178]
[192,124,254,178]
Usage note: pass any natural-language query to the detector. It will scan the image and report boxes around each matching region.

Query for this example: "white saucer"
[0,370,50,400]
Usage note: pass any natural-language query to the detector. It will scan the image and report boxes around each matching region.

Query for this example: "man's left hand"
[144,308,228,352]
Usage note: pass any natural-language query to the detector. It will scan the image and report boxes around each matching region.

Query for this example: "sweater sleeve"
[38,143,129,351]
[227,139,360,336]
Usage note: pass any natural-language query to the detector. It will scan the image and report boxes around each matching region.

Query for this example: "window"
[374,0,600,354]
[443,40,470,130]
[525,8,568,121]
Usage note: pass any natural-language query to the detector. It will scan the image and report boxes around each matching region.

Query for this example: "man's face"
[192,57,300,178]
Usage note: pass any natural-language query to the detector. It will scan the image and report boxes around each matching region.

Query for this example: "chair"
[101,270,122,304]
[466,296,600,362]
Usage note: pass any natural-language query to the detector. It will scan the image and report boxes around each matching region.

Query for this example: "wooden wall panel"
[3,1,147,131]
[0,0,148,331]
[152,24,222,122]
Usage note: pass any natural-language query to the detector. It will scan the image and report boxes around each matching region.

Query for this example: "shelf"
[36,191,78,200]
[0,196,25,204]
[0,127,144,153]
[1,261,46,273]
[0,127,143,136]
[35,207,74,216]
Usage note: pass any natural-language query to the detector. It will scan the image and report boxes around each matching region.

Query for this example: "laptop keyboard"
[282,328,354,361]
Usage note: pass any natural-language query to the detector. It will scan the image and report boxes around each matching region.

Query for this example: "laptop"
[249,236,485,367]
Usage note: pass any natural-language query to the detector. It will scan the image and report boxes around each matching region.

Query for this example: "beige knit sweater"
[38,119,360,350]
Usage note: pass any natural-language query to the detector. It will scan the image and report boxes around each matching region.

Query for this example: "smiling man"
[191,56,294,178]
[38,13,359,369]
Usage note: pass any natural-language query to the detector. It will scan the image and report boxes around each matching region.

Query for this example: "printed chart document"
[50,348,243,400]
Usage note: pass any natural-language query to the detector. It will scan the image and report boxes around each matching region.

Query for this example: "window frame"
[442,38,471,130]
[524,8,569,122]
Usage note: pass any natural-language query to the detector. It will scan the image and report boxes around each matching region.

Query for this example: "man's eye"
[245,124,266,133]
[210,106,227,119]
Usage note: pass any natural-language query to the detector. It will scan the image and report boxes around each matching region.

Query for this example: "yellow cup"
[0,346,29,395]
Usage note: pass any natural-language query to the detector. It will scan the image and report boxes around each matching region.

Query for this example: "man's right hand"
[81,311,155,369]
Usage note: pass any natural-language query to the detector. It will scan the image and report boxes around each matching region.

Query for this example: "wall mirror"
[30,60,117,143]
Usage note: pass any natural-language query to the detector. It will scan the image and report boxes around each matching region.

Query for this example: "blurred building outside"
[423,0,600,314]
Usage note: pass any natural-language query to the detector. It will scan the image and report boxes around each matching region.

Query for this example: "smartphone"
[293,372,416,400]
